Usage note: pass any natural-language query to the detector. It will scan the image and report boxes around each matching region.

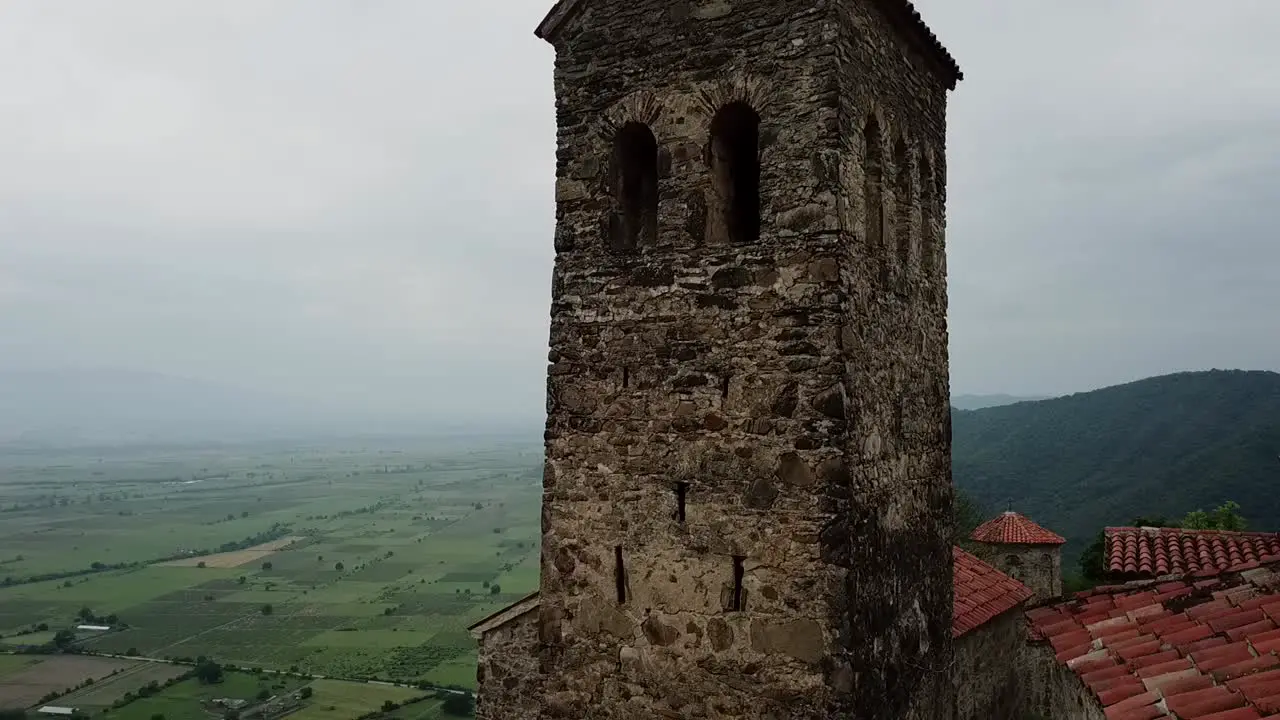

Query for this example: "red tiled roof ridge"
[953,546,1034,638]
[1105,527,1280,580]
[971,511,1067,546]
[1109,526,1280,538]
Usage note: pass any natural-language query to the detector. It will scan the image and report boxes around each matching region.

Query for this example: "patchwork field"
[287,680,424,720]
[0,655,137,709]
[73,669,435,720]
[0,655,41,680]
[0,436,543,714]
[56,661,189,710]
[161,536,306,568]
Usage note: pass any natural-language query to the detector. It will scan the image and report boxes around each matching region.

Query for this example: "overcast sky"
[1,1,1277,422]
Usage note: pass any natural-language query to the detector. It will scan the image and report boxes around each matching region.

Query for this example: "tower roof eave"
[533,0,961,89]
[534,0,584,43]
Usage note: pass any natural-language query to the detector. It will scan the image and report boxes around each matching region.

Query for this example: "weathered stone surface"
[707,616,734,652]
[1020,638,1105,720]
[743,475,779,509]
[775,452,815,487]
[472,0,959,718]
[749,618,825,663]
[642,613,681,646]
[954,607,1026,720]
[474,607,542,720]
[771,382,799,418]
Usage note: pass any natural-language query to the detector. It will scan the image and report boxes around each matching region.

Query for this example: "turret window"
[612,122,659,251]
[708,103,761,245]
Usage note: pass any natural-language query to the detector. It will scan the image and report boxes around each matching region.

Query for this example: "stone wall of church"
[954,607,1025,720]
[475,608,541,720]
[1020,639,1106,720]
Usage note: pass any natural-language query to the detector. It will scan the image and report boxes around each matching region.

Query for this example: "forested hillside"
[952,370,1280,557]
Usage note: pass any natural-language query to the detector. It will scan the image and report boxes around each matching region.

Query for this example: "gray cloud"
[933,0,1280,395]
[0,0,557,421]
[1,0,1277,426]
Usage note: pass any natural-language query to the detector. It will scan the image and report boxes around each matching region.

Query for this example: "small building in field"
[970,510,1067,601]
[38,707,78,716]
[75,624,111,632]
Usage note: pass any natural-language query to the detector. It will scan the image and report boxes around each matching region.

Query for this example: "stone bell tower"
[533,0,961,717]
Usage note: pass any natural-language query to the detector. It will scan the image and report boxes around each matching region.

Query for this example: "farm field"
[94,670,422,720]
[0,631,57,648]
[0,655,41,679]
[0,655,137,709]
[287,680,425,720]
[0,435,543,713]
[56,661,190,710]
[160,536,306,568]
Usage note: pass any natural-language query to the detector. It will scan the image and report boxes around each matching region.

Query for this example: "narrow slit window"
[612,122,659,251]
[863,117,884,253]
[893,137,913,268]
[730,556,745,611]
[674,482,689,523]
[720,375,730,399]
[622,366,630,389]
[614,545,627,604]
[709,103,761,245]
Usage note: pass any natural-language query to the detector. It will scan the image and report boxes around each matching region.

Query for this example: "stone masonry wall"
[1021,639,1106,720]
[954,607,1025,720]
[831,1,955,716]
[475,608,542,720]
[975,544,1063,603]
[538,1,954,718]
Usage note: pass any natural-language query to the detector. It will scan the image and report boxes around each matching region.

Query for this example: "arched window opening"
[1005,554,1022,580]
[893,137,913,269]
[709,102,761,245]
[920,155,936,274]
[612,122,659,251]
[863,117,884,255]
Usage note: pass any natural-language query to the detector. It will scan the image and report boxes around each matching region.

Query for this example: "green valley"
[0,437,544,717]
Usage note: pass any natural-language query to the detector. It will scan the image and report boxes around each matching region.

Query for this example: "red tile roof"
[1027,562,1280,719]
[971,511,1067,546]
[1107,528,1280,579]
[953,546,1034,638]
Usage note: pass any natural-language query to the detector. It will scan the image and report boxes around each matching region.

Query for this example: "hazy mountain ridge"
[951,393,1051,410]
[952,369,1280,555]
[0,369,538,447]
